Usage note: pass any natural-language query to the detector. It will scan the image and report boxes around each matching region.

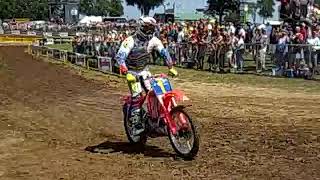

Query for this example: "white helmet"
[138,16,157,26]
[137,16,157,38]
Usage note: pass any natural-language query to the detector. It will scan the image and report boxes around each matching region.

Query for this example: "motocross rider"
[115,16,178,135]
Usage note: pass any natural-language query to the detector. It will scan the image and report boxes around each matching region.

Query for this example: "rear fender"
[121,95,145,108]
[121,95,132,105]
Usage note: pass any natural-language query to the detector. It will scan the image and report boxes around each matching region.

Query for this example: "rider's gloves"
[126,73,136,82]
[120,64,128,75]
[168,67,178,77]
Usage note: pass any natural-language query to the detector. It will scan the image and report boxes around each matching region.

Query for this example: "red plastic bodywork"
[121,87,189,135]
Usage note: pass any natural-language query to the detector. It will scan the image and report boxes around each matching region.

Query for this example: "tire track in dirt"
[0,47,319,179]
[0,47,187,180]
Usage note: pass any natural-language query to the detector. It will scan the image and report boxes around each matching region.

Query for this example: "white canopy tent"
[78,16,103,25]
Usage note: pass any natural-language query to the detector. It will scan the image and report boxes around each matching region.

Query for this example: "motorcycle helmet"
[137,16,157,39]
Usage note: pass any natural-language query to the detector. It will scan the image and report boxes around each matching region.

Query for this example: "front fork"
[162,97,188,136]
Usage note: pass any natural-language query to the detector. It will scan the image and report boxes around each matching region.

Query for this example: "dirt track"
[0,46,319,180]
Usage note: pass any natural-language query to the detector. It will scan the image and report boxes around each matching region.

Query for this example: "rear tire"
[167,107,200,160]
[123,104,147,148]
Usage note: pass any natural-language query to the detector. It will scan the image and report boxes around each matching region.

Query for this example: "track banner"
[97,56,112,72]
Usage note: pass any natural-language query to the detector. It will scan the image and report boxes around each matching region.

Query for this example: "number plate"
[151,78,172,96]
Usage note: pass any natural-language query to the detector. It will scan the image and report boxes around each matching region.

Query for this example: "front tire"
[167,106,200,160]
[123,104,147,147]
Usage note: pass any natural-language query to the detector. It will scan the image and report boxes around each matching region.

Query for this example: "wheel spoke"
[169,111,195,154]
[187,140,192,151]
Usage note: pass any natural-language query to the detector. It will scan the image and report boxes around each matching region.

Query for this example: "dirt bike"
[121,67,200,160]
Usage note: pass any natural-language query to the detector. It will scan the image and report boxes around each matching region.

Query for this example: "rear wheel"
[167,106,200,160]
[123,104,147,148]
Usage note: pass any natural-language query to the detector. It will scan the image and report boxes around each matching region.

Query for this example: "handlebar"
[150,73,168,78]
[126,71,172,80]
[126,65,176,80]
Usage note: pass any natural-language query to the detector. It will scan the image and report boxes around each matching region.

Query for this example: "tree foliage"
[79,0,95,16]
[125,0,165,15]
[108,0,124,17]
[257,0,275,21]
[0,0,48,20]
[0,0,124,20]
[80,0,124,16]
[206,0,239,23]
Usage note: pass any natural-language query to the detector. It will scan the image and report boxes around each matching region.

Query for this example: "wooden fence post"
[27,45,31,54]
[86,56,89,70]
[63,51,67,63]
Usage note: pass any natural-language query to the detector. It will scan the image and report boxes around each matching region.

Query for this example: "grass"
[44,44,320,93]
[150,66,320,93]
[34,53,320,93]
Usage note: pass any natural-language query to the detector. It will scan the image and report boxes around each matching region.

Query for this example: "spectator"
[235,34,245,72]
[27,15,318,77]
[197,22,207,69]
[291,26,305,68]
[276,30,289,68]
[291,0,301,19]
[307,31,320,68]
[301,0,310,18]
[238,24,246,40]
[300,23,308,40]
[226,22,236,35]
[212,29,224,72]
[257,28,268,71]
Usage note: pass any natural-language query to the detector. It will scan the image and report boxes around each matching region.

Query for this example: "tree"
[29,0,49,20]
[0,0,48,20]
[0,0,123,20]
[95,0,112,16]
[79,0,124,16]
[125,0,164,15]
[79,0,96,15]
[108,0,124,17]
[206,0,239,24]
[257,0,275,22]
[0,0,15,19]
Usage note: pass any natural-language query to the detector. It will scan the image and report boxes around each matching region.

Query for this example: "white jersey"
[115,35,172,70]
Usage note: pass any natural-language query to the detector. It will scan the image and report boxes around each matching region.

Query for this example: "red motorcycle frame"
[122,72,199,159]
[123,86,189,135]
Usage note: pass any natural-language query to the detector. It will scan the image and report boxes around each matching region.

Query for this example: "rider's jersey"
[115,35,173,71]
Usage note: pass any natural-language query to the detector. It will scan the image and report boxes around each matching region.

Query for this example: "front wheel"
[167,106,200,160]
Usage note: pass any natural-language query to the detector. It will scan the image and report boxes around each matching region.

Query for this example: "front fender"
[163,90,191,111]
[164,90,189,103]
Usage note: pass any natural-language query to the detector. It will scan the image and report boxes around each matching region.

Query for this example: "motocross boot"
[130,96,145,136]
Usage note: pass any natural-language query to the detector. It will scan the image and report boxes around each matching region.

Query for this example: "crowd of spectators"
[157,16,320,75]
[6,17,316,76]
[69,4,320,76]
[72,32,128,57]
[1,18,136,35]
[71,20,250,72]
[3,3,320,77]
[71,19,319,76]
